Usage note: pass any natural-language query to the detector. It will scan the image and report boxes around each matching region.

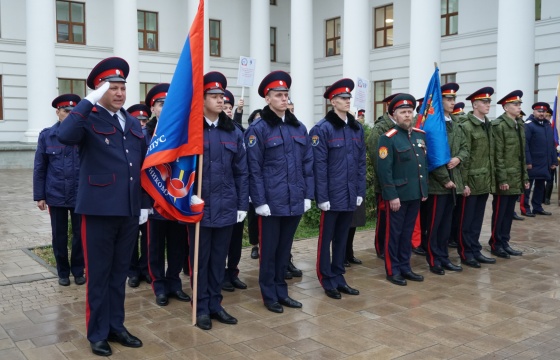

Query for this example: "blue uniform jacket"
[525,116,558,180]
[245,106,314,216]
[57,100,150,216]
[309,111,366,211]
[33,121,80,207]
[199,112,249,227]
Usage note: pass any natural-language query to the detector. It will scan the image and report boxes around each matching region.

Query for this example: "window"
[441,0,458,36]
[441,73,457,84]
[535,0,541,21]
[374,80,392,119]
[325,17,341,57]
[140,83,158,105]
[534,64,539,102]
[270,27,277,62]
[325,86,333,115]
[209,19,221,57]
[138,10,158,51]
[374,5,393,48]
[0,76,3,120]
[58,78,86,99]
[56,1,85,44]
[270,0,277,5]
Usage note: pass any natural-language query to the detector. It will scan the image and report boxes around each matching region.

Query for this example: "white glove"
[357,196,363,206]
[237,210,247,223]
[190,195,204,205]
[249,196,252,203]
[85,82,110,105]
[255,204,271,216]
[304,199,312,212]
[318,201,330,211]
[139,209,149,224]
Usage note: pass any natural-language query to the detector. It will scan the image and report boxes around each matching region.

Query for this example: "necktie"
[210,123,216,129]
[113,114,123,130]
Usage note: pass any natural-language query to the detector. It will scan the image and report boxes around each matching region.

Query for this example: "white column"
[187,0,208,72]
[343,0,370,122]
[114,0,139,107]
[408,0,441,98]
[495,0,534,117]
[23,0,57,142]
[290,0,314,128]
[249,0,270,110]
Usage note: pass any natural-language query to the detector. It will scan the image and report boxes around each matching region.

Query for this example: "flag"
[415,67,451,172]
[141,0,204,223]
[552,81,559,147]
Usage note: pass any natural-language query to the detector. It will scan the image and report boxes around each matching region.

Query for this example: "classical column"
[23,0,57,142]
[249,0,270,110]
[408,0,441,98]
[114,0,139,107]
[290,0,314,128]
[495,0,534,116]
[343,0,370,123]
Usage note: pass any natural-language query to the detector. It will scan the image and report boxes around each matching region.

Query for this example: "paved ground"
[2,169,560,359]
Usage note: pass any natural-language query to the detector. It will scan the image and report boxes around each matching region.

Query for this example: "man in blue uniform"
[377,93,428,286]
[188,72,248,330]
[311,78,365,299]
[126,103,152,288]
[57,57,150,357]
[34,94,85,287]
[245,71,314,313]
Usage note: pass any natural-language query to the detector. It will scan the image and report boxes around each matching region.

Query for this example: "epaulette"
[385,128,398,138]
[39,127,49,135]
[412,127,425,134]
[92,106,98,113]
[491,118,502,126]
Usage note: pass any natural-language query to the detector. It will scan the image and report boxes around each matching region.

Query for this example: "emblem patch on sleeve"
[311,135,319,146]
[248,135,257,147]
[379,146,388,159]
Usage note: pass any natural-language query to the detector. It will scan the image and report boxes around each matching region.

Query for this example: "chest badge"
[379,146,388,159]
[248,135,257,147]
[311,135,319,146]
[105,138,110,145]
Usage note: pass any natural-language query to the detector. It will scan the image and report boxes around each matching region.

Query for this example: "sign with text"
[236,56,256,87]
[353,77,368,110]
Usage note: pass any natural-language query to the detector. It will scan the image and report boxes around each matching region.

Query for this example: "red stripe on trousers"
[81,215,90,334]
[316,211,325,285]
[384,200,393,275]
[426,195,437,266]
[490,195,501,250]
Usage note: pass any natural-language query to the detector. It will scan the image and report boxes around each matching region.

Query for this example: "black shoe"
[287,260,302,277]
[251,246,259,259]
[534,210,552,215]
[231,278,247,289]
[474,254,496,264]
[107,330,143,348]
[59,277,70,286]
[90,340,112,356]
[142,274,152,284]
[513,213,524,221]
[348,257,362,264]
[544,199,551,205]
[386,274,407,286]
[377,253,385,260]
[284,271,293,280]
[324,288,342,299]
[74,276,86,285]
[343,260,351,267]
[522,211,536,217]
[442,262,463,272]
[279,297,303,308]
[448,240,458,248]
[170,290,191,302]
[402,271,424,282]
[222,281,235,292]
[196,314,212,330]
[412,247,426,256]
[210,310,238,324]
[461,258,481,268]
[127,276,140,288]
[429,266,445,275]
[491,248,510,259]
[504,245,523,256]
[337,285,359,295]
[155,294,169,306]
[265,302,284,313]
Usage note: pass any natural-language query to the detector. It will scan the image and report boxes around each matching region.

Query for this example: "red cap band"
[452,108,463,115]
[56,100,76,108]
[472,93,491,101]
[204,82,224,92]
[393,99,414,109]
[129,110,148,118]
[503,96,522,104]
[442,89,457,96]
[94,68,125,88]
[150,92,167,106]
[328,87,351,99]
[534,105,546,111]
[264,80,288,96]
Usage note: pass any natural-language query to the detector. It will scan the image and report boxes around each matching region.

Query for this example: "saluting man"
[377,94,428,286]
[188,72,248,330]
[310,78,365,299]
[245,71,314,314]
[57,57,150,357]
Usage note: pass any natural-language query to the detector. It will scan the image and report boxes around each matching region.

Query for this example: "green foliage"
[363,124,377,219]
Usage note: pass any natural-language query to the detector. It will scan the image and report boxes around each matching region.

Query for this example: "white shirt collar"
[204,116,219,127]
[97,103,125,130]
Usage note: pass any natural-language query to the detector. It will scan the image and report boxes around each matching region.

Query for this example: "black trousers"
[247,203,259,246]
[128,222,149,278]
[224,220,244,282]
[49,206,83,278]
[374,193,386,257]
[384,199,420,276]
[456,193,488,260]
[422,194,454,267]
[489,194,517,250]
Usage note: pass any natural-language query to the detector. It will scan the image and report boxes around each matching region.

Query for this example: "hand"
[190,195,204,205]
[85,81,110,105]
[304,199,312,212]
[421,197,428,201]
[255,204,271,216]
[551,165,557,170]
[37,200,47,211]
[237,210,247,223]
[527,164,532,169]
[463,185,471,197]
[499,183,510,191]
[139,209,149,224]
[357,196,363,206]
[318,201,330,211]
[444,181,456,189]
[389,198,400,212]
[236,99,244,113]
[525,182,530,189]
[447,157,461,169]
[249,196,252,203]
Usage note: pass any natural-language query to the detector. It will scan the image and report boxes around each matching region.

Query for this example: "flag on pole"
[141,0,204,222]
[415,67,451,172]
[551,80,559,147]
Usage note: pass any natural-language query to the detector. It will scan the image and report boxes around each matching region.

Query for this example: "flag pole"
[192,153,203,325]
[556,76,560,206]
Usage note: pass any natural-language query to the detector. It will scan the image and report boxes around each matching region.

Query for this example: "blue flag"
[415,67,451,172]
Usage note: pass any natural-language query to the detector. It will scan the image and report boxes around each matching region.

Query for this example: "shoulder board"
[491,118,502,125]
[92,106,98,113]
[412,127,425,134]
[385,128,398,138]
[250,117,262,126]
